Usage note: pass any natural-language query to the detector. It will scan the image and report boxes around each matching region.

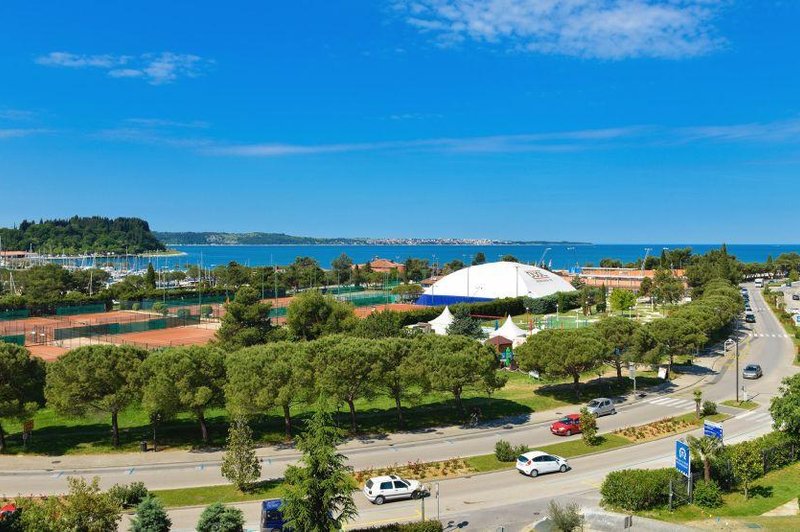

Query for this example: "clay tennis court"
[48,309,160,326]
[26,344,69,362]
[0,310,160,345]
[108,325,217,349]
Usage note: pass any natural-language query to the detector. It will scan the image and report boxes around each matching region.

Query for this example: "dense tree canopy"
[285,290,356,340]
[0,216,164,254]
[217,286,273,350]
[45,345,147,447]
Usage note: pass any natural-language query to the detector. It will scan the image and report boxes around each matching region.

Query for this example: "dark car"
[261,499,288,532]
[745,313,756,323]
[742,364,763,379]
[550,414,582,436]
[792,294,799,301]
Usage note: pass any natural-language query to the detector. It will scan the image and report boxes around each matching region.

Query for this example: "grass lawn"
[642,462,800,523]
[152,480,282,508]
[721,399,759,410]
[0,367,663,456]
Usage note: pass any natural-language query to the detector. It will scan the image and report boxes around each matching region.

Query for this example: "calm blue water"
[161,244,800,270]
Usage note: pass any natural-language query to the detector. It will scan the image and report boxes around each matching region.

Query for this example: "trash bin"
[140,440,147,452]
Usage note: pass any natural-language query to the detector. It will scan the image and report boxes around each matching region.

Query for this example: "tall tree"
[594,316,640,380]
[609,289,636,314]
[330,253,353,285]
[516,328,608,399]
[411,335,506,413]
[139,345,226,443]
[652,268,685,305]
[354,310,405,338]
[144,263,157,291]
[0,343,45,453]
[729,440,762,499]
[313,336,378,432]
[285,290,356,340]
[221,418,262,491]
[225,342,312,439]
[644,317,706,371]
[216,285,273,350]
[281,403,358,531]
[45,345,146,447]
[373,338,423,428]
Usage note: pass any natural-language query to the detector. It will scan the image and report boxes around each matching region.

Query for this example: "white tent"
[428,306,454,335]
[490,315,528,340]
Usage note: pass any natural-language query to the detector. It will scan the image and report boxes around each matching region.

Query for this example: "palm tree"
[687,435,722,482]
[693,389,702,418]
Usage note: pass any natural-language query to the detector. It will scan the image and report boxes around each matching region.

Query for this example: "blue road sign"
[675,440,690,478]
[704,420,723,441]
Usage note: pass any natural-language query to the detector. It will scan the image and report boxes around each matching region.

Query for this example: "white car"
[363,475,426,505]
[516,450,570,477]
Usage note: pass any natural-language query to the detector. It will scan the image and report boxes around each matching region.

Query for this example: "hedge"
[600,468,684,511]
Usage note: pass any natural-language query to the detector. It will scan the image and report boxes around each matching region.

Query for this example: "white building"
[417,261,575,306]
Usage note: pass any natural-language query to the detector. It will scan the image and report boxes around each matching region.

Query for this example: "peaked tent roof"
[490,315,528,339]
[428,305,455,335]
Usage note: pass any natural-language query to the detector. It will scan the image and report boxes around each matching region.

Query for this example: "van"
[261,499,288,532]
[754,278,763,288]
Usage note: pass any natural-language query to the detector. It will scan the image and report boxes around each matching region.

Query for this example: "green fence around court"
[269,306,288,318]
[0,334,25,346]
[335,293,398,307]
[0,309,29,321]
[120,294,229,311]
[53,315,201,341]
[55,303,107,316]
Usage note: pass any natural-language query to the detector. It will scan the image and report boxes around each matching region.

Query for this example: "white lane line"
[659,398,686,407]
[736,411,756,420]
[753,413,773,422]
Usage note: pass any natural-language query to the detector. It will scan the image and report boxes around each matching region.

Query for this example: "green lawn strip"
[641,462,800,523]
[0,368,664,456]
[721,399,759,410]
[151,480,283,508]
[699,516,800,531]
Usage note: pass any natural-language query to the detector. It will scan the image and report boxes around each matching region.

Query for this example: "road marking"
[445,440,454,445]
[647,397,674,405]
[753,413,773,422]
[196,464,205,470]
[127,467,135,475]
[659,398,686,406]
[736,411,756,420]
[52,471,63,479]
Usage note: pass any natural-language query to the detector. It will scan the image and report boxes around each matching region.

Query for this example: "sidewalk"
[0,369,706,474]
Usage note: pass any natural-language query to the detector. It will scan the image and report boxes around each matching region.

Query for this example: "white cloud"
[395,0,725,59]
[0,109,37,121]
[0,128,48,139]
[124,118,210,129]
[35,51,211,84]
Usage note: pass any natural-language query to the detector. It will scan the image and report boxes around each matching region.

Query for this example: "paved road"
[8,284,800,530]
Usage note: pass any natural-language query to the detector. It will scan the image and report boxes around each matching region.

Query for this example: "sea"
[156,244,800,271]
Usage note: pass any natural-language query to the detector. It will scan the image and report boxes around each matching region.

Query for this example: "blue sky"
[0,1,798,243]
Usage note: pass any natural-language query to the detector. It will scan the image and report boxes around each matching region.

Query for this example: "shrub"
[130,495,172,532]
[132,302,141,311]
[176,308,191,319]
[600,468,684,511]
[692,479,723,508]
[547,499,584,532]
[580,408,599,446]
[108,481,150,508]
[196,502,244,532]
[495,440,529,462]
[200,304,213,318]
[702,401,718,416]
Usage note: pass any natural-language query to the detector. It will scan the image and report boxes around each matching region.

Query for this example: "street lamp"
[733,317,740,402]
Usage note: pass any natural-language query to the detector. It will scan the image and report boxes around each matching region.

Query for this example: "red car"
[550,414,581,436]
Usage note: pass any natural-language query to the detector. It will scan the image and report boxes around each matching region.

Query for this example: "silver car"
[742,364,763,379]
[585,397,616,416]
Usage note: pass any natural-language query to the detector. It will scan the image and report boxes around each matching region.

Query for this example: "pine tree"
[281,403,358,531]
[145,263,157,290]
[196,503,244,532]
[130,496,172,532]
[220,418,261,491]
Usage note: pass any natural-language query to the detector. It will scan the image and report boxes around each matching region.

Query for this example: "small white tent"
[490,315,528,340]
[428,306,455,335]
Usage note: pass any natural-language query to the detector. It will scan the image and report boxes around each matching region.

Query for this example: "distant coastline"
[154,231,591,247]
